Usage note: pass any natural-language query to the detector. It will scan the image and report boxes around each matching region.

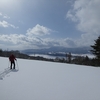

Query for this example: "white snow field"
[0,57,100,100]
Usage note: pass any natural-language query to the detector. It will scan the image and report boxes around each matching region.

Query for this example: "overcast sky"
[0,0,100,50]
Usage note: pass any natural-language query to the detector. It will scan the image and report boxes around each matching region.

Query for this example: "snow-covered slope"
[0,57,100,100]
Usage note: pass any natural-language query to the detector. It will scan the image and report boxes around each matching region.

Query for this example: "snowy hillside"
[0,57,100,100]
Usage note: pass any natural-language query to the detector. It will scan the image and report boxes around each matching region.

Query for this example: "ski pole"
[16,60,19,70]
[8,60,10,68]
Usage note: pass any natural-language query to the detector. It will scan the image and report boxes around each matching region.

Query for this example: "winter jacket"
[9,54,16,62]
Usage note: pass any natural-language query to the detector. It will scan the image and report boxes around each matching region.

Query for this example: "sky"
[0,0,100,50]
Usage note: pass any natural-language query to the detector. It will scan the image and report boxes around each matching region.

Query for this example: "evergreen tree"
[91,36,100,60]
[0,49,2,53]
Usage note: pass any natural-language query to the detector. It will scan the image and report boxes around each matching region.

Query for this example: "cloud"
[0,12,2,16]
[67,0,100,33]
[3,15,10,19]
[66,0,100,45]
[27,24,51,36]
[0,32,77,50]
[64,38,76,47]
[0,22,53,49]
[0,20,18,28]
[0,21,8,27]
[0,12,10,19]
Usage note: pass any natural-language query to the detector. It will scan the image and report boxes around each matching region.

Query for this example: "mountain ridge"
[21,46,91,54]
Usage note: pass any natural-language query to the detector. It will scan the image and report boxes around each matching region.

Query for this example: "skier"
[9,54,17,69]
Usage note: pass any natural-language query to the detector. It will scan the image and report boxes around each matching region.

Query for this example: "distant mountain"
[21,46,91,55]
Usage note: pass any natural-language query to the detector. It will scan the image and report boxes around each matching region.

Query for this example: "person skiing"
[9,54,17,69]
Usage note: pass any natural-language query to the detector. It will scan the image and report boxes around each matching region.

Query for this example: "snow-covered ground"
[0,57,100,100]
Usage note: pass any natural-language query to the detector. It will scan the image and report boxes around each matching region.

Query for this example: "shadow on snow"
[0,68,18,80]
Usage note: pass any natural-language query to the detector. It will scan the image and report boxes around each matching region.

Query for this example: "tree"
[66,52,72,63]
[0,49,2,53]
[91,36,100,60]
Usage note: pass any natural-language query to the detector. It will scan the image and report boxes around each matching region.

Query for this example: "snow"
[72,53,95,59]
[30,54,56,59]
[0,57,100,100]
[30,53,95,59]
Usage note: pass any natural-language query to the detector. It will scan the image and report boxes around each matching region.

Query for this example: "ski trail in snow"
[0,68,11,80]
[0,67,19,80]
